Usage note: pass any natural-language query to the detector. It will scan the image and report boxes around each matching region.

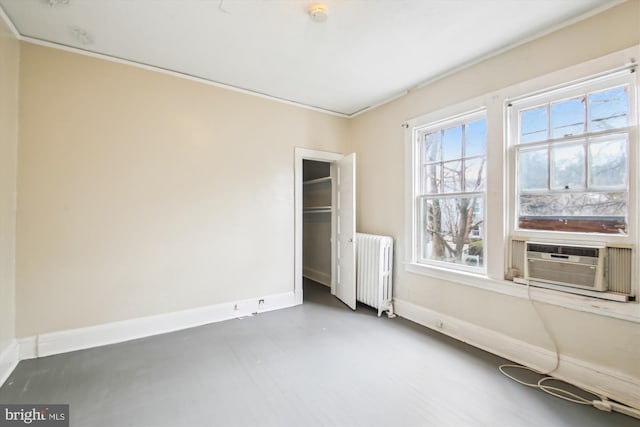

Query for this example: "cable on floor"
[498,282,640,420]
[499,364,640,419]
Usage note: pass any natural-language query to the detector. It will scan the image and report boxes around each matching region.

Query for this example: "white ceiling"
[0,0,618,116]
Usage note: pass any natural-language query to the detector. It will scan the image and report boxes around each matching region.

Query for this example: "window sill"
[405,262,640,323]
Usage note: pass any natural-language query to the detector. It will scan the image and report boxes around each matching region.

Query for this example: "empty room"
[0,1,639,426]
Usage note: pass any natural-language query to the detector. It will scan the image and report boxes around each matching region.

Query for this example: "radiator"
[356,233,394,317]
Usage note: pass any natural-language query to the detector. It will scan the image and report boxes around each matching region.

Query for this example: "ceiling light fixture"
[308,3,328,23]
[48,0,70,6]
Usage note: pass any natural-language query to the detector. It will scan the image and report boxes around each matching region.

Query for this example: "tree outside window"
[416,113,487,269]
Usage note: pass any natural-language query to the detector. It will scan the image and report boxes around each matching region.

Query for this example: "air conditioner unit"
[525,242,606,291]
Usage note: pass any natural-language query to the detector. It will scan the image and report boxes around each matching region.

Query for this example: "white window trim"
[404,45,640,322]
[405,94,506,279]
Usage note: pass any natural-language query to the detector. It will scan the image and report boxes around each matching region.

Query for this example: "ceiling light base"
[308,3,328,23]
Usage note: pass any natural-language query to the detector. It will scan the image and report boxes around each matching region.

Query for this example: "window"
[404,51,639,314]
[510,72,635,234]
[412,110,487,271]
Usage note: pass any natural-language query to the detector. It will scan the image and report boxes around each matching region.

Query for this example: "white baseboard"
[17,337,36,361]
[394,298,640,411]
[18,291,298,360]
[256,291,299,313]
[0,340,19,387]
[303,267,331,286]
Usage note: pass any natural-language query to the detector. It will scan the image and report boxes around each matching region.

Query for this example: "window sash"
[510,71,635,236]
[416,194,486,272]
[516,132,629,193]
[514,126,633,148]
[508,67,636,116]
[413,110,487,272]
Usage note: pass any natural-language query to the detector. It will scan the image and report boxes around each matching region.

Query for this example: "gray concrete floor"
[1,279,638,427]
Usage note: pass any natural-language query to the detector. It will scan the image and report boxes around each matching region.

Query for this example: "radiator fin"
[356,233,394,317]
[607,246,632,295]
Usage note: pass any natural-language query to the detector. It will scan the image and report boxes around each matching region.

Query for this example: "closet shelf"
[303,206,332,213]
[303,176,332,185]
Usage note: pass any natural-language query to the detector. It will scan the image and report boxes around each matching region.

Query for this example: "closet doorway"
[294,148,356,309]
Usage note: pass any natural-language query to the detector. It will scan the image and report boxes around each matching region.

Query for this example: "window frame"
[507,69,637,244]
[408,106,489,274]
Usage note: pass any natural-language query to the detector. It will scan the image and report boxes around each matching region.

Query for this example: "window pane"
[518,149,548,191]
[423,131,441,163]
[520,191,627,217]
[520,106,548,144]
[442,125,462,161]
[551,144,585,190]
[518,191,627,234]
[588,86,629,132]
[423,164,441,194]
[589,138,627,188]
[442,160,462,193]
[514,76,633,236]
[465,157,485,191]
[550,97,585,138]
[420,196,484,267]
[466,119,486,157]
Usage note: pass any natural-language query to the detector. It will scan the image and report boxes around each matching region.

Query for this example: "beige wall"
[350,0,640,380]
[0,17,18,354]
[16,43,349,336]
[9,0,640,388]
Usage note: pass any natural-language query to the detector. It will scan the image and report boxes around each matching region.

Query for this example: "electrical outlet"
[234,304,239,311]
[258,299,265,307]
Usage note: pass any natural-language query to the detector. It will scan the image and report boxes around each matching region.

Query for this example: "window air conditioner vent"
[525,241,605,291]
[509,238,633,300]
[526,243,600,258]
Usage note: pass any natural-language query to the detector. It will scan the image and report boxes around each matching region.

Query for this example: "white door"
[335,153,356,309]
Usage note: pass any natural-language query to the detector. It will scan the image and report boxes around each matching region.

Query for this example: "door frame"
[294,147,344,304]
